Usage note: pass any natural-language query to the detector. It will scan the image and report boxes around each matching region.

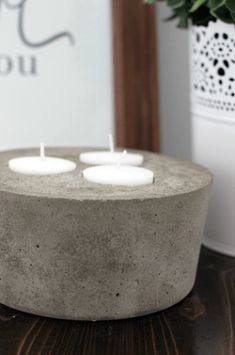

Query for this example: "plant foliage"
[145,0,235,27]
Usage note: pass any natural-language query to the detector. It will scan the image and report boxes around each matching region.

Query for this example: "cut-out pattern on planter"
[191,21,235,118]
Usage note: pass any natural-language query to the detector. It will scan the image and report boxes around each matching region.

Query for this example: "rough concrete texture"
[0,148,212,320]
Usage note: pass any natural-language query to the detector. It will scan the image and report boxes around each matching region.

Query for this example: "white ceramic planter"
[191,21,235,256]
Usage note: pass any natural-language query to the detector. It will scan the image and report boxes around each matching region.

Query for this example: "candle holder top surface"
[1,147,212,201]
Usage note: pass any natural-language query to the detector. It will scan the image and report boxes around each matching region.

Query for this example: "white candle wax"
[8,143,76,176]
[83,165,154,186]
[80,134,144,166]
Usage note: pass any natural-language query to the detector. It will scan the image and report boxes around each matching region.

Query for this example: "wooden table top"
[0,247,234,355]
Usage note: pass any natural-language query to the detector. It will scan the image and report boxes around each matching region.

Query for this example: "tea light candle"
[80,134,144,166]
[83,165,154,186]
[8,143,76,175]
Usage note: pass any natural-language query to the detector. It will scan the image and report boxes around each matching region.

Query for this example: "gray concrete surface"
[0,148,212,320]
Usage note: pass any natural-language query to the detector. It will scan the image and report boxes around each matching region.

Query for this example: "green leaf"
[174,4,189,27]
[177,15,188,27]
[230,11,235,21]
[144,0,235,28]
[225,0,235,12]
[190,0,207,12]
[208,0,226,11]
[167,0,186,10]
[211,5,234,22]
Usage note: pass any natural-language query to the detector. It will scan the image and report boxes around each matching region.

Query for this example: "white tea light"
[83,165,154,186]
[8,143,76,176]
[80,134,144,166]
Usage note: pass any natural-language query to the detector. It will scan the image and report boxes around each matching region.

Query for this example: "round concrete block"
[0,148,212,320]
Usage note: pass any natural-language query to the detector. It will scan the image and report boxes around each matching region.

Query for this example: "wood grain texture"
[112,0,160,152]
[0,247,234,354]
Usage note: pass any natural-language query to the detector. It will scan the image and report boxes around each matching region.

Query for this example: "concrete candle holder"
[0,148,212,320]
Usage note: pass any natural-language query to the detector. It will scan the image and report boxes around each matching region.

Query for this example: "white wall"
[156,3,191,160]
[0,1,191,154]
[0,0,113,150]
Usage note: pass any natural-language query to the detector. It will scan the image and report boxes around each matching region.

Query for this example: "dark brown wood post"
[112,0,160,152]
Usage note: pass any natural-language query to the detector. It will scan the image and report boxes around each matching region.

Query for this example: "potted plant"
[146,0,235,257]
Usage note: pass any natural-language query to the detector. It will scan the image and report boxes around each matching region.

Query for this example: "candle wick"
[117,150,127,169]
[40,142,45,160]
[109,133,114,153]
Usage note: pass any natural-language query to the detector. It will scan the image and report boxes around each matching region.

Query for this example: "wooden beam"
[112,0,160,152]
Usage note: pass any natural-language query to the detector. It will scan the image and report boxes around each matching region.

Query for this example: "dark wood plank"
[0,247,234,354]
[112,0,160,152]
